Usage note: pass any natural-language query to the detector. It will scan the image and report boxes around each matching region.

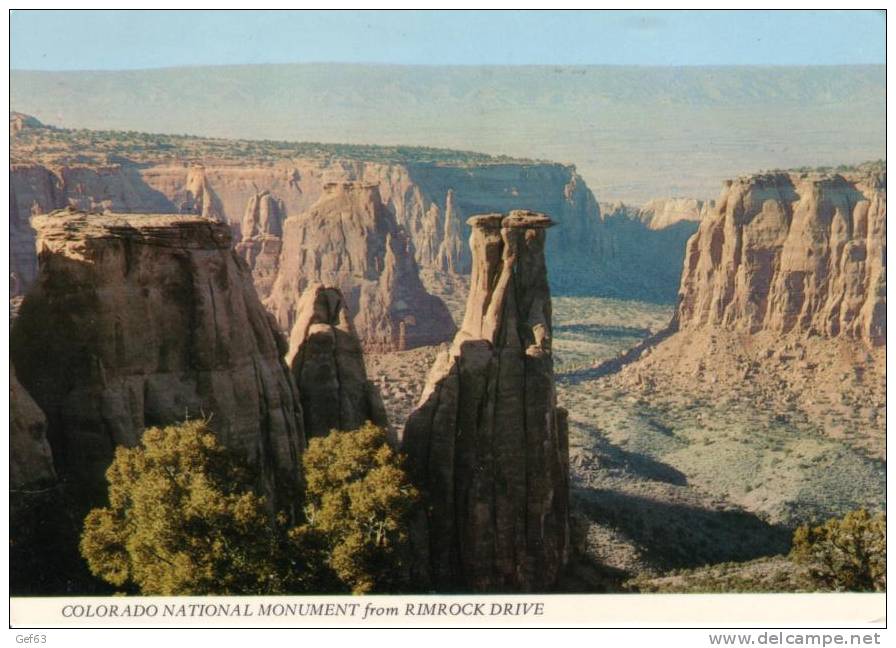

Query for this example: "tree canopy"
[80,420,418,595]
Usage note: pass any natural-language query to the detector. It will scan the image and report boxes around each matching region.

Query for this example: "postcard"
[6,6,887,638]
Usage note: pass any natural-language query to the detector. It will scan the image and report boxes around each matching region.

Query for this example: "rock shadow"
[554,323,653,338]
[572,421,688,486]
[572,488,792,571]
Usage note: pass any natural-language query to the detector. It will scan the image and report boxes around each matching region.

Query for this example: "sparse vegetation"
[790,508,886,592]
[11,119,537,168]
[628,556,808,593]
[765,160,886,175]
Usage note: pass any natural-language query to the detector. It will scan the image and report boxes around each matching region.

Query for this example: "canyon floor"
[365,296,886,592]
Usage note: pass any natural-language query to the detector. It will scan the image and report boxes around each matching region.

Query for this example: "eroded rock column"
[287,284,388,438]
[402,210,570,592]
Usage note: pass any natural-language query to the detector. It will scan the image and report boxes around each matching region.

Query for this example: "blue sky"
[10,9,885,70]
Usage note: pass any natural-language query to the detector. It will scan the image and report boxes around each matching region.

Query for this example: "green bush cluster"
[790,509,886,592]
[80,420,418,595]
[294,422,419,594]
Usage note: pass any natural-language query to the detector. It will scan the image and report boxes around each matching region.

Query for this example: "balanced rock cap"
[466,210,555,229]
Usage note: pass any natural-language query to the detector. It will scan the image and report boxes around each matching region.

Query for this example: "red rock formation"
[286,284,388,438]
[403,210,569,592]
[178,165,226,222]
[235,191,285,299]
[676,170,886,345]
[267,182,456,351]
[10,211,305,508]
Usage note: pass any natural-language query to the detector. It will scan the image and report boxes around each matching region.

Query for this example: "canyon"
[6,112,886,595]
[559,167,887,589]
[10,115,706,322]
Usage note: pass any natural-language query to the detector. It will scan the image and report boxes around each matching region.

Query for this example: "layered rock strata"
[10,120,686,305]
[235,190,285,299]
[10,211,305,506]
[286,284,388,438]
[676,170,886,345]
[267,182,456,351]
[403,210,570,592]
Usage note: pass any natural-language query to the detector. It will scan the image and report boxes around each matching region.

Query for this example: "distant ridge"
[11,64,884,202]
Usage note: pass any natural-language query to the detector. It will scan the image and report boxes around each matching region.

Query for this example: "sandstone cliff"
[10,112,42,136]
[10,366,57,489]
[598,201,703,303]
[286,284,388,438]
[267,182,456,351]
[676,170,886,345]
[10,120,698,307]
[10,211,305,507]
[403,210,569,592]
[235,190,285,299]
[637,197,708,230]
[597,168,887,475]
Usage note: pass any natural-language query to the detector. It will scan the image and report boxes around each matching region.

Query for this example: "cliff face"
[598,201,703,303]
[267,182,456,351]
[286,284,388,438]
[10,366,57,489]
[10,148,687,307]
[234,191,285,299]
[676,171,886,345]
[637,197,708,230]
[403,210,569,592]
[9,165,60,296]
[10,211,305,507]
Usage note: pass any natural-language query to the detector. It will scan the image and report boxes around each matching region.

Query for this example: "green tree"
[296,422,419,594]
[80,420,292,595]
[790,509,886,592]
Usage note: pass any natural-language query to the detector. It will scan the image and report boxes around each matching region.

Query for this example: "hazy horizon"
[11,62,886,73]
[11,63,885,203]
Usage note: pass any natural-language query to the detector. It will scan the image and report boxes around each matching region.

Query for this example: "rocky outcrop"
[286,284,388,438]
[9,166,60,300]
[178,165,226,222]
[267,182,456,351]
[10,112,42,136]
[676,170,886,345]
[637,197,708,230]
[10,366,56,489]
[235,191,285,299]
[403,210,569,592]
[10,211,305,507]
